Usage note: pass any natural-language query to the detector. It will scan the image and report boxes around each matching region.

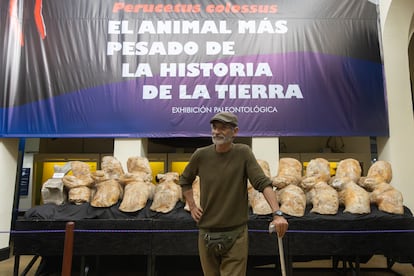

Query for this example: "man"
[179,112,288,276]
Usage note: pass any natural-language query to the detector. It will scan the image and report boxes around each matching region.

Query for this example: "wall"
[377,0,414,211]
[0,139,19,256]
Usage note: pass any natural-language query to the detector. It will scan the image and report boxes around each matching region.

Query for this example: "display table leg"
[147,254,155,276]
[13,255,20,276]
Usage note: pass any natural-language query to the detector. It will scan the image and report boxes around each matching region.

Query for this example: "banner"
[0,0,388,137]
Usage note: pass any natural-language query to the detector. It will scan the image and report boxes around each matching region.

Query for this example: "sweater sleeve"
[244,146,273,192]
[178,149,199,192]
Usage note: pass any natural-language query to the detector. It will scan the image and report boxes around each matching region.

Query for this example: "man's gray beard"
[212,135,232,145]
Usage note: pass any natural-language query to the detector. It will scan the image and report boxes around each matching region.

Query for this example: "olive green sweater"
[179,143,272,230]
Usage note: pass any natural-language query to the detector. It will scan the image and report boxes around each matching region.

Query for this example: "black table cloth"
[12,201,414,276]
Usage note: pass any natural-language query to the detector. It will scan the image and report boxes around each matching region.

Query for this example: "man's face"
[211,121,237,145]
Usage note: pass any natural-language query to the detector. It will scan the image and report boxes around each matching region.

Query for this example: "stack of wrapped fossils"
[42,155,404,216]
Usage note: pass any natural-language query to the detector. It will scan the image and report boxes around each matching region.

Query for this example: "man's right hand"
[189,204,203,222]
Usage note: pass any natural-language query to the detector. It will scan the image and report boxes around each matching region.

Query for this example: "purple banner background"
[0,0,388,137]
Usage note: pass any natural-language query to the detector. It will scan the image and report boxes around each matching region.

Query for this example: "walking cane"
[277,236,286,276]
[269,223,287,276]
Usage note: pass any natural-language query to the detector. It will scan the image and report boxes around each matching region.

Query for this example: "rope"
[3,228,414,235]
[285,229,414,234]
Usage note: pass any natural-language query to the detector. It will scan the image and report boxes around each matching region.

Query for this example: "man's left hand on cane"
[271,215,288,237]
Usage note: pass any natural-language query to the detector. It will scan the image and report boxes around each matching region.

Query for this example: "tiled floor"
[1,254,413,275]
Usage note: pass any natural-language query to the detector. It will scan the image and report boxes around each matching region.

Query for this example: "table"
[12,202,414,276]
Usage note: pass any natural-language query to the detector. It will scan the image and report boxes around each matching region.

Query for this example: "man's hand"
[189,204,203,222]
[270,216,288,238]
[183,188,203,222]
